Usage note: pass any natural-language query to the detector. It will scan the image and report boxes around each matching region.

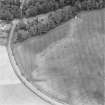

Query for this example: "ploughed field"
[12,9,105,105]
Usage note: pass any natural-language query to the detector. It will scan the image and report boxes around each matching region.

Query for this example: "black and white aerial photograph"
[0,0,105,105]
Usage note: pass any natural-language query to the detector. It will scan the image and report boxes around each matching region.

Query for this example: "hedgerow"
[14,5,78,42]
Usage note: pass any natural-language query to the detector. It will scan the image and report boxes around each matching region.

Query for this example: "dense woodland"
[0,0,105,21]
[0,0,21,20]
